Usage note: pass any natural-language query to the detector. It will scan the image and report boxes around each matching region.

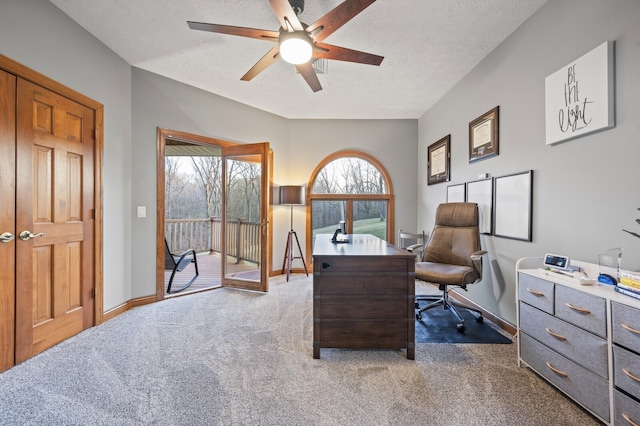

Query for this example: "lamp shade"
[280,185,305,205]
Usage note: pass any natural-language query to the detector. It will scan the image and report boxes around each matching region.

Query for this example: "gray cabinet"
[517,260,640,425]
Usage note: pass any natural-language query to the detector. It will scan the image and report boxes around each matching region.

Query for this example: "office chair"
[415,202,487,332]
[398,229,426,262]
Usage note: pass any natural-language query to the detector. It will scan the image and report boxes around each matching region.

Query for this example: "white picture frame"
[466,177,493,235]
[493,171,533,241]
[446,183,465,202]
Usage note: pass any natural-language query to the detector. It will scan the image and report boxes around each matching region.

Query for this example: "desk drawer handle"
[621,323,640,335]
[623,368,640,383]
[565,303,591,314]
[526,288,545,297]
[545,361,568,378]
[545,327,567,341]
[622,412,639,426]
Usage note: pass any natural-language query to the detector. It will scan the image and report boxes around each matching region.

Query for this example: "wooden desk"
[312,234,415,359]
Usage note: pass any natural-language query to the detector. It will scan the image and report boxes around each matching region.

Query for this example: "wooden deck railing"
[165,218,260,264]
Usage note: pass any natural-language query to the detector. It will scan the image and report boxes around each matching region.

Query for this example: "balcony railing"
[165,218,260,265]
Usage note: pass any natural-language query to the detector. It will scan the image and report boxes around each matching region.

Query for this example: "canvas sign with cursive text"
[544,41,615,145]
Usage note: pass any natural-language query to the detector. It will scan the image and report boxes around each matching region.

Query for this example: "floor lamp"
[280,185,308,281]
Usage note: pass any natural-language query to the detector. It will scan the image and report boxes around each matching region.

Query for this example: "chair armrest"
[470,250,487,260]
[406,243,424,253]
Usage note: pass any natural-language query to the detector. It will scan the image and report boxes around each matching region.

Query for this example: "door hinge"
[91,288,96,299]
[93,129,98,140]
[90,209,95,219]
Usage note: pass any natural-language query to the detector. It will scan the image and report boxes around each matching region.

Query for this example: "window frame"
[305,150,395,266]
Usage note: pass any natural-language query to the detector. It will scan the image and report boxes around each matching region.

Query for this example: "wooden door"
[221,142,270,292]
[0,69,16,372]
[14,78,96,363]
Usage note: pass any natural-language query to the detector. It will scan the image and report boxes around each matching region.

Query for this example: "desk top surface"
[313,234,413,258]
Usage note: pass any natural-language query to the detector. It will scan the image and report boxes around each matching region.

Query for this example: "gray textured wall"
[418,0,640,324]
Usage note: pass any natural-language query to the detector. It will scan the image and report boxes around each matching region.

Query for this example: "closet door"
[0,70,16,372]
[14,78,96,363]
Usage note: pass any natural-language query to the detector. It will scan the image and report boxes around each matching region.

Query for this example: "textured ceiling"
[48,0,547,119]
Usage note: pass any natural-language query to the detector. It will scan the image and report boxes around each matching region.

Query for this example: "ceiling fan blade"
[314,43,383,66]
[241,47,281,81]
[269,0,304,31]
[187,21,279,41]
[307,0,377,43]
[295,62,322,92]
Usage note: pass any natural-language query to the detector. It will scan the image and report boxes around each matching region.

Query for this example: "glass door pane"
[222,143,269,292]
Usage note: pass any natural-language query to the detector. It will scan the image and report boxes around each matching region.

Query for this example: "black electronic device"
[331,220,349,244]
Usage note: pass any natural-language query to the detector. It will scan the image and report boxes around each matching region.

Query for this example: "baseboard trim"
[449,291,517,336]
[103,295,157,322]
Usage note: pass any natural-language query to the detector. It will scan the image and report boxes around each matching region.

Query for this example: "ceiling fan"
[187,0,383,92]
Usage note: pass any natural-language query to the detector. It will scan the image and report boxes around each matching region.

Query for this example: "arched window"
[306,150,395,260]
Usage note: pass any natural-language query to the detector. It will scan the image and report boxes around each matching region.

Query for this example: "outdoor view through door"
[158,129,270,297]
[307,151,394,268]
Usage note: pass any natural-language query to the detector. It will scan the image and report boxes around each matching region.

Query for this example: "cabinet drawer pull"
[526,288,545,297]
[565,303,590,314]
[545,327,567,341]
[623,368,640,383]
[545,361,568,378]
[621,323,640,335]
[622,412,639,426]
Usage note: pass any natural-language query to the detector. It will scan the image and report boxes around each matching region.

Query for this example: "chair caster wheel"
[415,302,420,309]
[457,324,465,332]
[416,313,422,320]
[476,316,484,323]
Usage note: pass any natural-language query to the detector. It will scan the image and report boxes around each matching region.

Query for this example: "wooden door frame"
[0,55,104,332]
[155,128,274,299]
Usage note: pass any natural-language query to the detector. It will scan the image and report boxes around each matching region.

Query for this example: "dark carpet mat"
[415,306,512,344]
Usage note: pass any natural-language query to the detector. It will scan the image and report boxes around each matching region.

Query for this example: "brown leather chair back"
[422,203,481,269]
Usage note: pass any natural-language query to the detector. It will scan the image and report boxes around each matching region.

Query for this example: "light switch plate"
[137,206,146,218]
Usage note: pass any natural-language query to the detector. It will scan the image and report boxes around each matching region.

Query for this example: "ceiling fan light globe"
[279,34,312,64]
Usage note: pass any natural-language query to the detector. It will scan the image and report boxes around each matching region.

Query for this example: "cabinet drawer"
[518,273,554,314]
[318,320,408,342]
[612,302,640,354]
[555,285,606,338]
[614,345,640,398]
[520,333,610,422]
[520,303,608,378]
[316,297,409,320]
[314,274,410,296]
[314,257,409,273]
[614,390,640,426]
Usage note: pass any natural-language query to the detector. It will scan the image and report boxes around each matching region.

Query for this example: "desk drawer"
[520,333,610,422]
[318,319,408,342]
[315,257,409,273]
[614,390,640,426]
[614,345,640,398]
[612,302,640,354]
[518,273,554,314]
[520,302,608,378]
[316,297,409,320]
[555,285,606,338]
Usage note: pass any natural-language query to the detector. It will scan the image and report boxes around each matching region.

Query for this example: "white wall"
[0,0,133,310]
[418,0,640,324]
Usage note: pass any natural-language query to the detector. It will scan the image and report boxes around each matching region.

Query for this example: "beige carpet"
[0,274,601,425]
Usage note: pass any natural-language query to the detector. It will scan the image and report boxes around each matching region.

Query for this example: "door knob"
[0,232,15,243]
[19,230,45,241]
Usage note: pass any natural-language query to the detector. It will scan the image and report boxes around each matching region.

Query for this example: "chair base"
[415,287,483,333]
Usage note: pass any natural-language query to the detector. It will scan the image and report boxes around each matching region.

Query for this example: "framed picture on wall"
[446,183,465,202]
[493,170,533,241]
[469,106,499,163]
[545,41,615,145]
[466,177,493,234]
[427,135,451,185]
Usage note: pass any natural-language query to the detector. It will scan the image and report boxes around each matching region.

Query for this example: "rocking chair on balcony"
[164,238,199,294]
